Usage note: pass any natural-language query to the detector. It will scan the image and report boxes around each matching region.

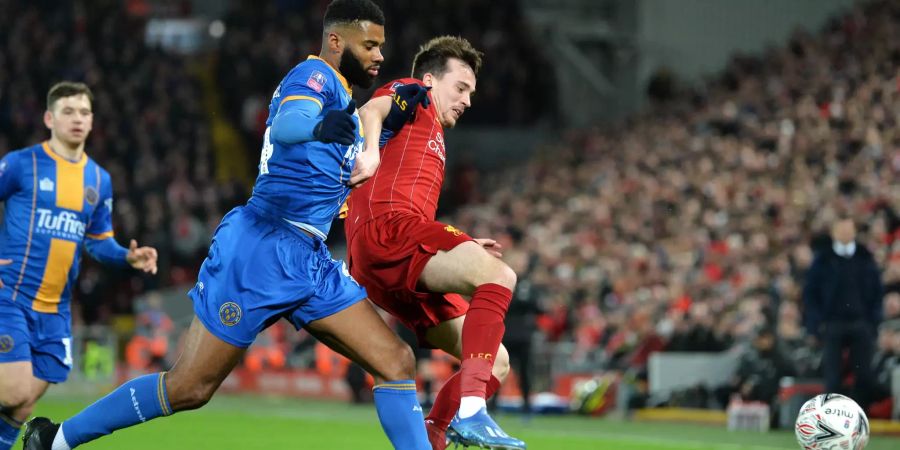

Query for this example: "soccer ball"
[795,393,869,450]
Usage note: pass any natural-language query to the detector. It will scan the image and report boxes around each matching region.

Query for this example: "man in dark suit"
[803,218,883,406]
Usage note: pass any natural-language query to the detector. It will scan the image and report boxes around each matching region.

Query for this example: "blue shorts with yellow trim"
[0,292,72,383]
[188,205,367,348]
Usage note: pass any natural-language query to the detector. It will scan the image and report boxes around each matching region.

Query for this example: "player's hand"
[475,238,503,259]
[126,240,158,275]
[348,147,380,188]
[313,100,357,146]
[0,258,10,288]
[383,84,431,132]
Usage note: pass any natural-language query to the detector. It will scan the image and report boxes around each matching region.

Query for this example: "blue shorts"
[189,206,367,348]
[0,293,72,383]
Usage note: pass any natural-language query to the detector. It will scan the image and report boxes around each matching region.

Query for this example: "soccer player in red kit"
[345,36,526,450]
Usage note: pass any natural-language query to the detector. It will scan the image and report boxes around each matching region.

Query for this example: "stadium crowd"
[447,0,900,411]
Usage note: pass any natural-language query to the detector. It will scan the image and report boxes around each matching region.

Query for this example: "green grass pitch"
[16,395,900,449]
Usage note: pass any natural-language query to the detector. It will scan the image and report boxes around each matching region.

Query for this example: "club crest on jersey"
[307,71,327,93]
[444,225,464,237]
[219,302,242,326]
[0,335,13,353]
[39,177,55,192]
[85,186,100,206]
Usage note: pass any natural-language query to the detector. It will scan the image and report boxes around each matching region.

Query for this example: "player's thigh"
[166,317,246,410]
[0,361,35,407]
[304,300,415,383]
[423,315,464,357]
[0,300,41,406]
[419,241,514,295]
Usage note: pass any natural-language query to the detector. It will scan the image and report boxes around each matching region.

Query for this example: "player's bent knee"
[491,263,517,291]
[13,402,36,419]
[166,376,217,411]
[178,385,216,411]
[0,387,31,410]
[377,343,417,381]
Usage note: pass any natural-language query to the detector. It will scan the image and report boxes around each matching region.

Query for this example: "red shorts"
[346,212,473,345]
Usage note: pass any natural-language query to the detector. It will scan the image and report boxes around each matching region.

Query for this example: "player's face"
[425,58,476,129]
[338,21,385,89]
[44,94,93,147]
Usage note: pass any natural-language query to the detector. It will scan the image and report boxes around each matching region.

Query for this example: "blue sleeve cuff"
[271,99,321,144]
[84,237,129,266]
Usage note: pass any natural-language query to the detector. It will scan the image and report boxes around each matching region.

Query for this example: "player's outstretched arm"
[349,97,392,188]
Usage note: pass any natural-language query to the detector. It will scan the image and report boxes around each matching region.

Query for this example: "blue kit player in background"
[24,1,432,449]
[0,81,159,450]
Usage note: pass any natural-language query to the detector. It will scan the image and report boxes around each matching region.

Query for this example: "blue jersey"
[0,143,116,315]
[248,55,364,239]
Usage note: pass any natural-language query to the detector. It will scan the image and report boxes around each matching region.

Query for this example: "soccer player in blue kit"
[0,82,159,450]
[23,1,432,449]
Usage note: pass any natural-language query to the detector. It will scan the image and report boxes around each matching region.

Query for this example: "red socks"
[427,373,501,429]
[460,283,512,398]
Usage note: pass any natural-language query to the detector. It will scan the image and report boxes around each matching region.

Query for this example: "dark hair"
[412,36,483,79]
[323,0,384,28]
[47,81,93,110]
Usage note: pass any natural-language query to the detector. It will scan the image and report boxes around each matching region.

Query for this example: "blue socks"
[0,411,22,450]
[373,380,431,450]
[60,372,172,448]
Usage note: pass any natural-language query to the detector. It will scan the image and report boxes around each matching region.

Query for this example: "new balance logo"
[39,177,54,191]
[413,405,423,413]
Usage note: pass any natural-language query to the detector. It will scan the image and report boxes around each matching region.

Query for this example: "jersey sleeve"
[372,78,417,100]
[277,62,335,113]
[85,171,115,239]
[373,79,418,147]
[0,152,22,201]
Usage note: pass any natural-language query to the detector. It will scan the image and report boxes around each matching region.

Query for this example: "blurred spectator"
[716,328,795,407]
[870,320,900,414]
[803,218,883,405]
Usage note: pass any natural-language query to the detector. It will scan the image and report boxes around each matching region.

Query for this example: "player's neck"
[318,51,342,75]
[48,137,85,162]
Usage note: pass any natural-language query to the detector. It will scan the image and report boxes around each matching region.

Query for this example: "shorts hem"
[294,294,368,328]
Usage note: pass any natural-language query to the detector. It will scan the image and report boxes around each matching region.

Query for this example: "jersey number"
[62,337,73,367]
[259,127,274,175]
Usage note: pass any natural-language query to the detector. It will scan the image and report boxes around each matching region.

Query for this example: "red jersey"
[346,78,446,231]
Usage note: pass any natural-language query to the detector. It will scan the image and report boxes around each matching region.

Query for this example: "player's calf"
[164,371,220,411]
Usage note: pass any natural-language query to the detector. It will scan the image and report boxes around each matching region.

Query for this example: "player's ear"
[43,110,54,130]
[325,30,342,54]
[422,73,434,88]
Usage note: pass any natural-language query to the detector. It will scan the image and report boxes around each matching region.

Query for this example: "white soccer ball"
[795,393,869,450]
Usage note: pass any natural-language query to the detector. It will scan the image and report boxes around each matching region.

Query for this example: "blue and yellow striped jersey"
[248,56,363,239]
[0,142,116,314]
